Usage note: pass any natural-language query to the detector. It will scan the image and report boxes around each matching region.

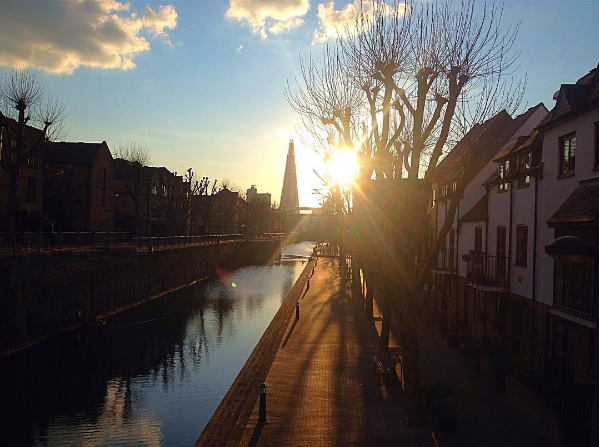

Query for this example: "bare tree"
[286,0,524,424]
[0,69,66,232]
[114,143,152,235]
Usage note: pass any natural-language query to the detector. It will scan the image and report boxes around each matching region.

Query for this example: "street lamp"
[545,235,599,447]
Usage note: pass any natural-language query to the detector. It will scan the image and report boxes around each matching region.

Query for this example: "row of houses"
[0,137,273,235]
[427,63,598,439]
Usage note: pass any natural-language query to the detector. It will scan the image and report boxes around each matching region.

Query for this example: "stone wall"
[0,239,282,356]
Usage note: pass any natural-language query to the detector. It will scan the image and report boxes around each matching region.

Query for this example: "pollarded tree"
[0,69,66,232]
[286,0,524,424]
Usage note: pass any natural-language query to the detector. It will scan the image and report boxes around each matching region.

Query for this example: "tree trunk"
[392,279,427,425]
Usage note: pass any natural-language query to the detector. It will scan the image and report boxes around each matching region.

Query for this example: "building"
[280,139,299,213]
[44,141,115,231]
[428,63,599,444]
[0,120,47,231]
[245,185,271,235]
[536,64,599,390]
[246,185,271,205]
[430,104,547,337]
[115,162,192,237]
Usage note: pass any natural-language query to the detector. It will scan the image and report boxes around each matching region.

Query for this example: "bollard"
[296,301,300,320]
[259,383,267,424]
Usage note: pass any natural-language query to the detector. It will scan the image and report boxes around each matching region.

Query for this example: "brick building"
[44,141,115,231]
[0,120,47,231]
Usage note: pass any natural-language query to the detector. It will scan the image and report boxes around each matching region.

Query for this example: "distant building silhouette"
[246,185,271,205]
[280,139,299,214]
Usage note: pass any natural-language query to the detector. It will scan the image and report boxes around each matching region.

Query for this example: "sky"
[0,0,598,208]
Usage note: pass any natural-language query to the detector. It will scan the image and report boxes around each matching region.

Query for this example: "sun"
[326,149,359,187]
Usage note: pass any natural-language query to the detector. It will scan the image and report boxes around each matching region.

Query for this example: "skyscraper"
[280,138,299,213]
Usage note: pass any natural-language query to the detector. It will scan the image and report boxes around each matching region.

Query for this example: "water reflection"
[0,242,316,447]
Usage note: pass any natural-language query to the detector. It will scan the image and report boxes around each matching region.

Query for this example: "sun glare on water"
[327,149,359,187]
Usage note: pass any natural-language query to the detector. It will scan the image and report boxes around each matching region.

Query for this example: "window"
[553,227,596,317]
[496,226,507,279]
[474,226,483,253]
[559,133,576,176]
[518,151,531,187]
[498,159,509,192]
[516,225,528,266]
[431,188,436,208]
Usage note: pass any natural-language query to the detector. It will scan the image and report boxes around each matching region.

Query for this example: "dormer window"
[518,151,531,187]
[558,133,576,177]
[498,160,509,192]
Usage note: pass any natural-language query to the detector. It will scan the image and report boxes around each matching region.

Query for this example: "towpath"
[231,257,551,446]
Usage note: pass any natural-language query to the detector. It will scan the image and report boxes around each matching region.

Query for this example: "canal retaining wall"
[0,240,282,356]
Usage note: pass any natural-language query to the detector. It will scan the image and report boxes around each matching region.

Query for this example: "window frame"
[518,150,532,187]
[515,225,528,267]
[498,159,510,192]
[558,132,576,177]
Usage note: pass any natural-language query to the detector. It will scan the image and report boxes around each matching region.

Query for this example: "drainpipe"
[530,166,541,370]
[456,200,460,324]
[507,178,514,293]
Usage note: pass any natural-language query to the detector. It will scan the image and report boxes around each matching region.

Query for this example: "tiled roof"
[543,63,599,126]
[548,178,599,226]
[46,141,106,164]
[435,104,543,184]
[459,193,488,222]
[434,110,512,183]
[493,128,544,162]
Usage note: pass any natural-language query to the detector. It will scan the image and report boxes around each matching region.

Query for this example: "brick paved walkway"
[234,258,552,446]
[237,259,435,446]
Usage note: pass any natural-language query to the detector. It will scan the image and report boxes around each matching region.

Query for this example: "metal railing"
[466,252,509,288]
[0,231,250,254]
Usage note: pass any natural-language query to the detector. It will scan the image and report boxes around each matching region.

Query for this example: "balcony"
[435,248,456,273]
[464,252,508,288]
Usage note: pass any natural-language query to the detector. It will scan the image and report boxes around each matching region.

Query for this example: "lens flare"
[327,149,359,187]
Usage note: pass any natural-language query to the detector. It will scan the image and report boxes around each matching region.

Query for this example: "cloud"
[143,5,178,38]
[0,0,178,75]
[312,0,406,44]
[226,0,310,39]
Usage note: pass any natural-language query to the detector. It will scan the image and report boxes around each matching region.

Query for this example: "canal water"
[1,241,317,447]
